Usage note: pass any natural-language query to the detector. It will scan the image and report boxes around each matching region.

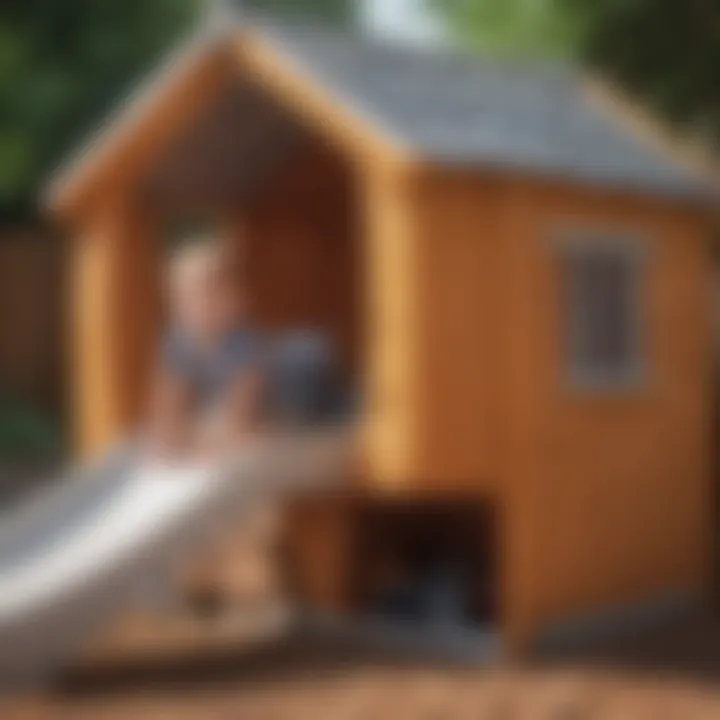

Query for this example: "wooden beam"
[72,198,161,460]
[49,35,236,221]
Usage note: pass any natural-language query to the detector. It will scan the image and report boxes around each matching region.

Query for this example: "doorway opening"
[354,499,498,630]
[145,78,364,425]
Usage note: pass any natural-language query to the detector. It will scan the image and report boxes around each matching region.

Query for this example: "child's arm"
[227,365,266,434]
[196,366,266,457]
[145,367,195,459]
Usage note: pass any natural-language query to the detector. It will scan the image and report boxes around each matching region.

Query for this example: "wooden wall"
[382,168,714,648]
[0,230,66,413]
[504,181,714,645]
[362,168,515,492]
[406,172,514,492]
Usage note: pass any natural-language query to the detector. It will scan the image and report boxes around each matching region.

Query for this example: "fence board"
[0,229,66,414]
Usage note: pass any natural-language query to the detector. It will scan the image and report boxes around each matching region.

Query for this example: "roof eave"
[46,28,241,222]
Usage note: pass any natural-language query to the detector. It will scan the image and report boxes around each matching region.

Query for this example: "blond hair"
[168,235,239,287]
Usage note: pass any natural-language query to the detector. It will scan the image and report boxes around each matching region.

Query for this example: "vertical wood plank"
[72,198,161,459]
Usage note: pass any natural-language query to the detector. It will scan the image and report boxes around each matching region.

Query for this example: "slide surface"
[0,430,351,684]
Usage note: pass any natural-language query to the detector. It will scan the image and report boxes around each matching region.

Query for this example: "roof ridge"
[205,0,580,88]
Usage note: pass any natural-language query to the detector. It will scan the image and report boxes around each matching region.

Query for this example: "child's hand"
[193,411,237,461]
[145,370,194,461]
[145,423,192,462]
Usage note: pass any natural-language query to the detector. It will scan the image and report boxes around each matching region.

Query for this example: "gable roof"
[255,20,707,200]
[48,7,713,218]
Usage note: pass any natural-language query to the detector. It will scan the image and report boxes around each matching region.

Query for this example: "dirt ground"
[3,508,720,719]
[4,615,720,720]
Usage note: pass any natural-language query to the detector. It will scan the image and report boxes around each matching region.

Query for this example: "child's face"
[169,245,243,341]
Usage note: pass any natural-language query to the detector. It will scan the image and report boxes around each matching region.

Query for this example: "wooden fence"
[0,229,66,415]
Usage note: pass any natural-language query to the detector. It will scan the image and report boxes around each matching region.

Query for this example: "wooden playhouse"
[49,6,717,652]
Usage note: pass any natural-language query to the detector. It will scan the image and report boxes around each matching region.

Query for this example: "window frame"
[555,229,649,392]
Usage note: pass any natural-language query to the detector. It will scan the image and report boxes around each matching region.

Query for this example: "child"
[148,236,265,461]
[147,236,279,618]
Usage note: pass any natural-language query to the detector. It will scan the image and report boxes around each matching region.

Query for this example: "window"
[559,233,646,389]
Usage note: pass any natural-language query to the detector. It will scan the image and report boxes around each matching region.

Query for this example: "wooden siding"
[363,166,713,647]
[408,173,514,492]
[504,182,714,644]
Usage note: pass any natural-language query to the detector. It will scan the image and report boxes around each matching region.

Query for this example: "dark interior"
[353,500,497,627]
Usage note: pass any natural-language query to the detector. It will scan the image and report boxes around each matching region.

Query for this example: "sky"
[360,0,445,45]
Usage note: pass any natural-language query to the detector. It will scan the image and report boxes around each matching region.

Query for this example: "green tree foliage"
[567,0,720,146]
[435,0,579,58]
[0,397,63,460]
[435,0,720,148]
[243,0,353,24]
[0,0,201,220]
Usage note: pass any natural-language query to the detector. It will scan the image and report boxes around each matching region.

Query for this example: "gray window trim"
[554,228,649,392]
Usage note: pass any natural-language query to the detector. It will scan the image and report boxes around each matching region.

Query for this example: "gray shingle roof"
[245,19,708,199]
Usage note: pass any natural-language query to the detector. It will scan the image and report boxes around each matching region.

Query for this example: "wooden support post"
[283,495,357,613]
[72,198,161,460]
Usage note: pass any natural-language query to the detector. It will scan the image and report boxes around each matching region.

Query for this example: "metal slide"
[0,429,351,685]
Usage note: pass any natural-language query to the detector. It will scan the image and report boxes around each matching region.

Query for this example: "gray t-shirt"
[162,327,264,406]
